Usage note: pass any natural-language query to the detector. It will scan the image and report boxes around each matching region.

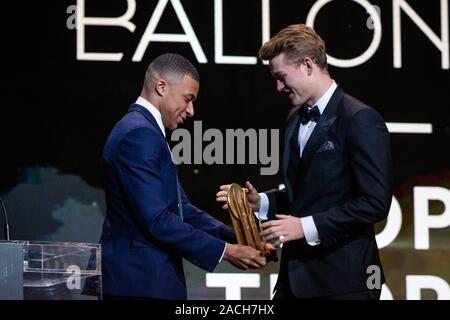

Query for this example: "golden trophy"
[227,183,277,261]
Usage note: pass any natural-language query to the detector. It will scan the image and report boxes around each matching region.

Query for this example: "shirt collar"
[312,80,337,115]
[136,96,166,138]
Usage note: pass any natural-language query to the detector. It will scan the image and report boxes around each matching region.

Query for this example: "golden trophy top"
[227,183,277,261]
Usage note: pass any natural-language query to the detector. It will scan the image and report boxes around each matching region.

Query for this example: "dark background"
[1,0,449,299]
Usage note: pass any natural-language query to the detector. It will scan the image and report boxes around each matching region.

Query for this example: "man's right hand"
[216,181,261,211]
[223,243,267,270]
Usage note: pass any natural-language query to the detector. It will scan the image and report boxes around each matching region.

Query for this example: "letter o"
[376,196,402,249]
[306,0,382,68]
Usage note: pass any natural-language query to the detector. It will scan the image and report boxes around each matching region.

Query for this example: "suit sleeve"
[179,184,237,244]
[313,108,393,247]
[265,188,291,220]
[116,127,225,271]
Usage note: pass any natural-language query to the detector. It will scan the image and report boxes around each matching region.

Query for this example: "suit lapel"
[283,114,300,178]
[128,104,166,140]
[283,114,300,203]
[298,86,344,179]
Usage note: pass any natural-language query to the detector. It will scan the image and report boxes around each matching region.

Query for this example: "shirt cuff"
[254,193,269,221]
[218,242,227,263]
[301,216,321,246]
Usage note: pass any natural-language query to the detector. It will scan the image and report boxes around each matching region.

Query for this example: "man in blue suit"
[100,53,266,300]
[217,24,392,299]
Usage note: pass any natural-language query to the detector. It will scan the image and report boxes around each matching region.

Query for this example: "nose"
[186,101,195,117]
[276,80,285,92]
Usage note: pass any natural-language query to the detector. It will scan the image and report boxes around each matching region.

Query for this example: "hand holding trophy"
[226,183,277,262]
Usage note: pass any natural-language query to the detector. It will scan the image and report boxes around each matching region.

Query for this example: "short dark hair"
[147,53,200,82]
[259,24,328,70]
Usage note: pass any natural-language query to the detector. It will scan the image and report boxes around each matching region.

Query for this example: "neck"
[140,90,161,112]
[307,73,333,107]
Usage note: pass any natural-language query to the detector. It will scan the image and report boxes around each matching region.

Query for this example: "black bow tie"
[299,105,320,125]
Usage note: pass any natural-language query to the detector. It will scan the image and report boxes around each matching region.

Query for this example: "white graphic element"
[306,0,382,68]
[77,0,136,61]
[406,275,450,300]
[214,0,256,64]
[376,196,402,249]
[206,273,260,300]
[393,0,449,69]
[269,273,278,300]
[261,0,270,65]
[414,187,450,250]
[380,284,394,300]
[386,122,433,134]
[133,0,206,63]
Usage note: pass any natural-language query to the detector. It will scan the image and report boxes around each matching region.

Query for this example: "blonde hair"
[259,24,328,70]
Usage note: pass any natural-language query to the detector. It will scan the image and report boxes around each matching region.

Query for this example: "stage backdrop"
[1,0,449,299]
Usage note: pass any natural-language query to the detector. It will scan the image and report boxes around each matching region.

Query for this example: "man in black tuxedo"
[217,24,392,299]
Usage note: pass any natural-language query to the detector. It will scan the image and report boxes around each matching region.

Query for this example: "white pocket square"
[317,141,335,152]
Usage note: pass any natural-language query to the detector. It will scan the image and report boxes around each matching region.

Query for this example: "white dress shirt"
[136,96,227,261]
[136,96,166,138]
[256,81,338,246]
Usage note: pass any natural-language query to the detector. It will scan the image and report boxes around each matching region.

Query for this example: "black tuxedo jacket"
[266,86,392,297]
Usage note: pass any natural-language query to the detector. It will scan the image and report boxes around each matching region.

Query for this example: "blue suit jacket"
[100,104,235,299]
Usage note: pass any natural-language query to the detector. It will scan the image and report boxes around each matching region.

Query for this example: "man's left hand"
[260,214,304,248]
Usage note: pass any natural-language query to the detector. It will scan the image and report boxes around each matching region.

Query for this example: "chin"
[293,98,306,106]
[288,95,299,105]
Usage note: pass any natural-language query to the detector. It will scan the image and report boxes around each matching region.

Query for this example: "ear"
[304,58,313,76]
[155,79,167,97]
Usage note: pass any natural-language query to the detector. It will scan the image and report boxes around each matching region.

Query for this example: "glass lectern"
[0,240,101,300]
